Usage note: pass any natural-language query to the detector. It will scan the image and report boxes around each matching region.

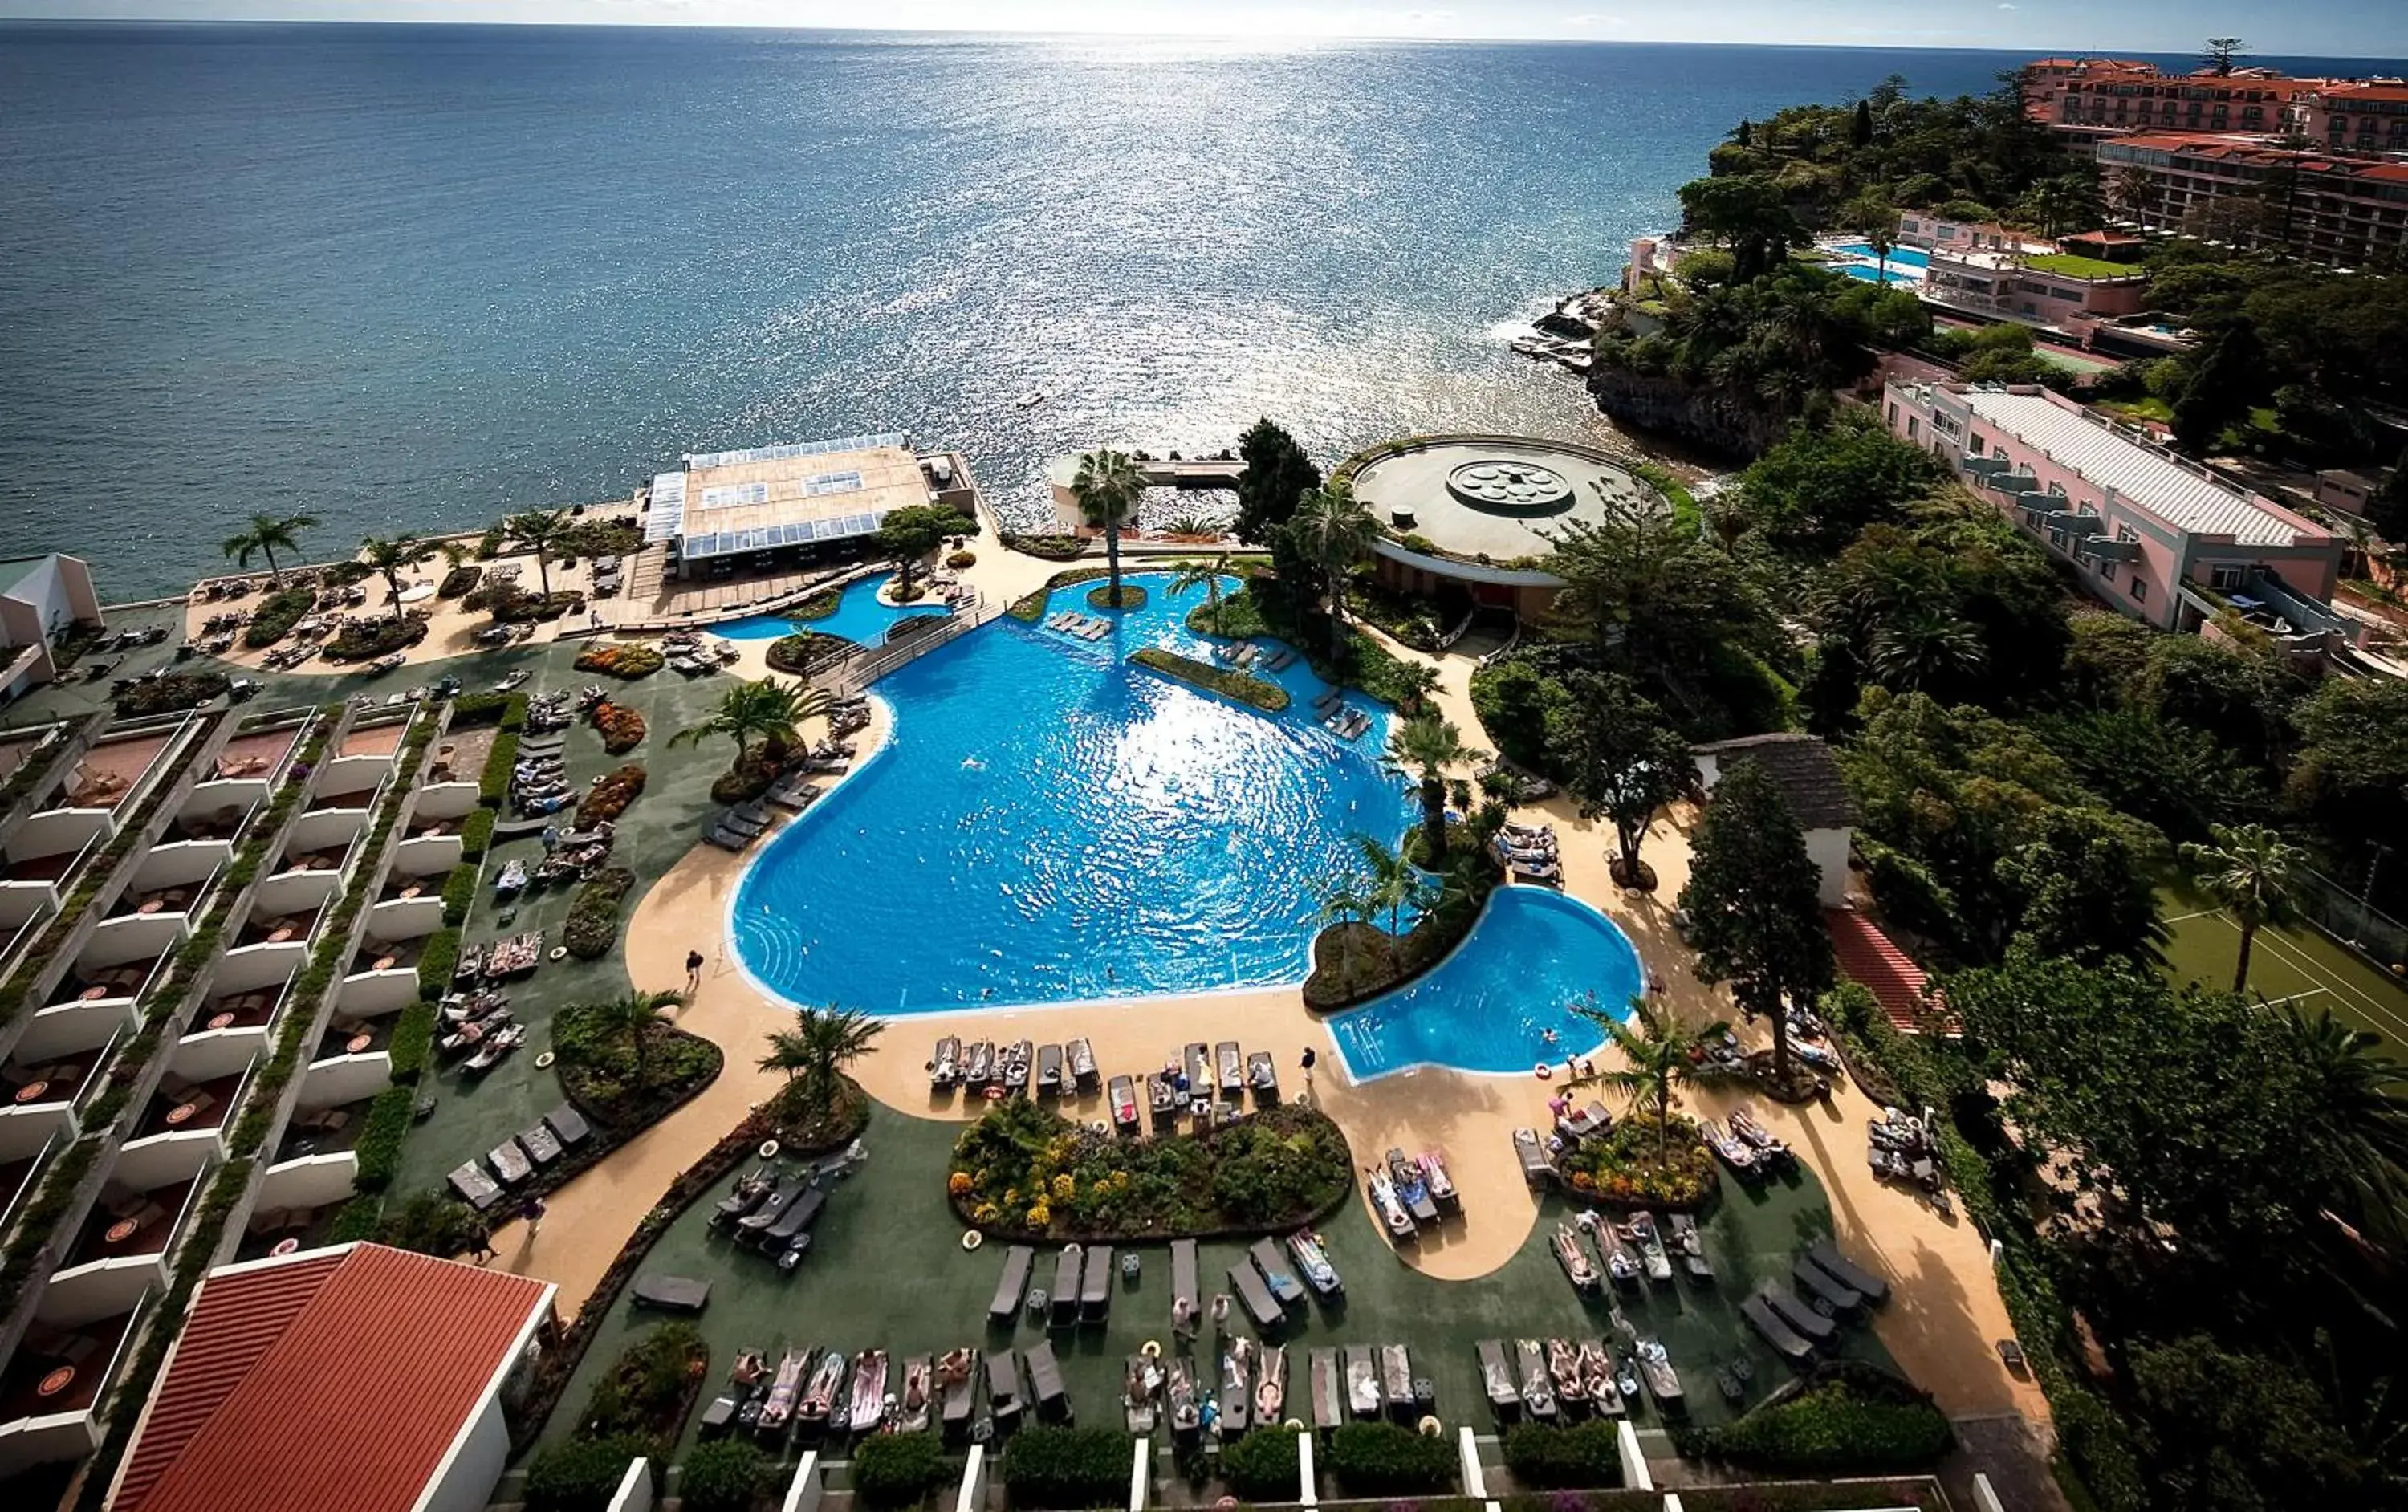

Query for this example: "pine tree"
[1234,418,1322,546]
[1851,99,1874,148]
[1676,759,1834,1083]
[1736,118,1753,148]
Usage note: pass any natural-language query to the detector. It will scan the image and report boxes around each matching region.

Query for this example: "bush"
[580,1322,708,1441]
[460,807,495,860]
[589,699,645,754]
[996,1425,1131,1509]
[767,631,848,673]
[416,929,460,1002]
[323,614,426,661]
[373,1191,486,1258]
[946,549,976,569]
[578,764,645,827]
[115,670,230,717]
[478,730,521,806]
[352,1085,419,1192]
[1087,583,1148,612]
[679,1439,768,1512]
[441,863,478,926]
[852,1430,953,1508]
[437,565,482,599]
[1502,1422,1625,1488]
[710,749,781,805]
[1325,1421,1459,1494]
[575,643,664,680]
[525,1434,652,1512]
[242,587,318,648]
[1469,657,1573,780]
[561,518,643,557]
[388,1000,435,1081]
[1218,1427,1304,1501]
[565,868,637,960]
[1699,1364,1953,1473]
[1129,648,1288,712]
[1006,534,1090,561]
[1557,1110,1718,1210]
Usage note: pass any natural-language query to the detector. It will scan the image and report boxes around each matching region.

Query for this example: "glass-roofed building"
[641,433,976,581]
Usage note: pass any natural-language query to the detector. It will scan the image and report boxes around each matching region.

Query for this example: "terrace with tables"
[232,897,329,949]
[43,947,169,1016]
[51,1173,203,1284]
[127,1070,247,1144]
[0,1036,115,1140]
[188,978,287,1036]
[0,1307,142,1475]
[41,730,171,815]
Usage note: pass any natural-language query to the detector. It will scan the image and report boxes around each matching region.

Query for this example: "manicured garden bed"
[1686,1362,1954,1474]
[555,1010,722,1128]
[781,585,844,621]
[1301,853,1498,1010]
[997,1425,1133,1508]
[1558,1109,1718,1210]
[114,670,230,717]
[574,643,663,680]
[767,630,851,673]
[588,700,645,754]
[576,762,645,826]
[1003,533,1092,561]
[948,1097,1352,1240]
[563,867,637,960]
[323,614,427,661]
[241,586,317,648]
[1129,647,1288,712]
[1087,582,1148,612]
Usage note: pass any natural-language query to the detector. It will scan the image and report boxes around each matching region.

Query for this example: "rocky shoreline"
[1511,284,1772,461]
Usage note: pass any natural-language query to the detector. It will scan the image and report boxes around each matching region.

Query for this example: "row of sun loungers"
[1309,687,1372,741]
[448,1104,591,1210]
[1495,821,1562,885]
[704,798,783,852]
[1364,1145,1462,1243]
[931,1035,1100,1095]
[1479,1338,1637,1421]
[1045,611,1112,641]
[1740,1242,1889,1364]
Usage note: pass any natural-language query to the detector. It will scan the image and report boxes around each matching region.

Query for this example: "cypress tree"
[1851,99,1874,148]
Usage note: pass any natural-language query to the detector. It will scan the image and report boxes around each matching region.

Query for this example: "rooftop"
[0,557,54,600]
[1950,388,2330,549]
[1348,439,1649,567]
[1691,733,1861,831]
[114,1243,552,1512]
[647,434,936,563]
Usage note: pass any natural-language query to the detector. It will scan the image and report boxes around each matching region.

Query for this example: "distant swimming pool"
[730,572,1416,1012]
[1835,242,1930,269]
[1328,886,1641,1079]
[711,575,950,643]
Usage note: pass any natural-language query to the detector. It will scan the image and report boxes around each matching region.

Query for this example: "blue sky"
[1,2,2401,59]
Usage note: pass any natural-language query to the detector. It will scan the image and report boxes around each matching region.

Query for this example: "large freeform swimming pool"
[731,572,1416,1011]
[711,575,951,643]
[1327,886,1639,1079]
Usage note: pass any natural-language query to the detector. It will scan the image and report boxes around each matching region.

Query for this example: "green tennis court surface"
[2158,885,2408,1055]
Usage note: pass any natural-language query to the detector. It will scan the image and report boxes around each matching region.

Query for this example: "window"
[2100,561,2120,583]
[2047,482,2068,498]
[2210,563,2248,590]
[1887,402,1898,427]
[1906,417,1919,440]
[2130,578,2147,602]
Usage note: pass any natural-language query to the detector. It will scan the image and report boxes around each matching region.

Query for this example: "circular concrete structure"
[1351,437,1650,565]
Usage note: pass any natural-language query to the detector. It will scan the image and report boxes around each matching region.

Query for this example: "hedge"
[478,729,522,807]
[441,863,478,926]
[460,807,494,860]
[416,928,461,1002]
[564,868,636,961]
[677,1439,768,1512]
[352,1085,420,1192]
[1501,1422,1625,1489]
[1324,1422,1460,1495]
[388,1000,435,1082]
[524,1434,653,1512]
[1086,582,1148,612]
[851,1430,954,1509]
[1694,1365,1952,1475]
[1128,648,1289,713]
[242,586,317,648]
[1218,1427,1304,1501]
[996,1425,1133,1509]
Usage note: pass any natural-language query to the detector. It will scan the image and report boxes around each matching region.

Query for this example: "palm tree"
[1382,714,1487,865]
[1701,496,1751,557]
[1350,832,1432,937]
[2274,1001,2408,1246]
[1315,873,1374,986]
[1576,996,1736,1164]
[360,534,434,621]
[1868,606,1987,693]
[1071,449,1145,608]
[578,988,685,1090]
[220,511,319,585]
[670,676,830,773]
[2181,822,2308,994]
[1169,555,1230,635]
[503,509,571,600]
[1285,482,1381,653]
[762,1002,885,1116]
[1390,661,1442,717]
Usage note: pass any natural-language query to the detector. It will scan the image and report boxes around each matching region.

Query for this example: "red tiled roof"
[2313,82,2408,103]
[1826,909,1939,1034]
[115,1245,551,1512]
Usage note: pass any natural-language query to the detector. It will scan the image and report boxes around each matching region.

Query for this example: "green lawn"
[2020,252,2138,282]
[538,1102,1888,1467]
[2158,884,2408,1056]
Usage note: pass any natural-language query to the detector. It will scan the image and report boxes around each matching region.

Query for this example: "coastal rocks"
[1582,364,1786,460]
[1535,288,1611,342]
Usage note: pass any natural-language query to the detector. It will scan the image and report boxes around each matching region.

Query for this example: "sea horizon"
[4,24,2400,598]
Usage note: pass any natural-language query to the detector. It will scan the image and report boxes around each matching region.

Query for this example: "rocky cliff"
[1582,363,1787,458]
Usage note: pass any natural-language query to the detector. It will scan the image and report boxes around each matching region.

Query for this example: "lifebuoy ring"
[534,1051,555,1070]
[1141,1339,1161,1359]
[1284,1418,1304,1433]
[985,1085,1007,1101]
[759,1139,780,1160]
[1535,1063,1552,1079]
[549,946,567,961]
[962,1230,984,1251]
[1418,1415,1442,1437]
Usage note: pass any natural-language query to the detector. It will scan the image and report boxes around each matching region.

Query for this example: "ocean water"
[729,571,1418,1013]
[0,24,2033,598]
[5,26,2381,599]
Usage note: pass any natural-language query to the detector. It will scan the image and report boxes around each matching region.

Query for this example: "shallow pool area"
[1327,886,1641,1079]
[731,572,1417,1012]
[1834,242,1930,269]
[710,575,951,643]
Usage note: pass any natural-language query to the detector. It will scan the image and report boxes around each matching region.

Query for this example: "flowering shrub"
[1557,1110,1717,1210]
[949,1172,974,1196]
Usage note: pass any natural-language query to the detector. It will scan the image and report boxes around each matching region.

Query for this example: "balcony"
[235,1199,344,1264]
[348,935,429,979]
[234,899,327,950]
[46,951,167,1016]
[0,1037,111,1139]
[42,1175,203,1327]
[0,1134,55,1235]
[39,730,171,817]
[314,1014,396,1065]
[205,724,302,786]
[275,1099,372,1166]
[0,1306,144,1475]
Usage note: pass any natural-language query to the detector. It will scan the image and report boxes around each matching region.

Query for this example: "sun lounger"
[940,1350,980,1437]
[1023,1339,1069,1421]
[1381,1345,1414,1417]
[1171,1238,1198,1323]
[1108,1075,1139,1131]
[1515,1339,1556,1421]
[1247,1238,1304,1307]
[1147,1072,1178,1124]
[449,1160,503,1210]
[1080,1244,1114,1321]
[544,1103,591,1147]
[1763,1285,1839,1347]
[986,1350,1023,1426]
[1067,1037,1098,1091]
[703,823,754,852]
[759,1184,824,1249]
[1792,1255,1862,1314]
[1036,1043,1063,1095]
[1229,1262,1283,1331]
[721,809,769,837]
[1051,1247,1083,1326]
[1216,1041,1241,1093]
[1246,1050,1278,1104]
[1309,1347,1343,1430]
[1513,1127,1556,1187]
[1183,1041,1208,1091]
[1807,1241,1889,1305]
[487,1138,533,1185]
[990,1244,1035,1325]
[519,1122,563,1166]
[1477,1340,1520,1416]
[1345,1346,1380,1418]
[1741,1294,1816,1364]
[930,1036,962,1087]
[632,1274,711,1313]
[736,1176,811,1243]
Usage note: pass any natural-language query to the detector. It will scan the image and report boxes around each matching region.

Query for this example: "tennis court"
[2158,884,2408,1056]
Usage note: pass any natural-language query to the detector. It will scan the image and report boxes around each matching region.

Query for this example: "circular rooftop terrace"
[1348,437,1651,566]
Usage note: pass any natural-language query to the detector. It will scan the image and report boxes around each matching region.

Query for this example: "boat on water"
[1287,1230,1343,1295]
[847,1349,889,1433]
[1628,1213,1674,1282]
[1014,389,1047,408]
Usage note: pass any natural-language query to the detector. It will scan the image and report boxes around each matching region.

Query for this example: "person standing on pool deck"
[1300,1045,1316,1090]
[685,949,705,994]
[519,1196,545,1238]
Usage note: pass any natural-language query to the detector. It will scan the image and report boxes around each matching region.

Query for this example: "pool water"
[731,572,1418,1012]
[1834,242,1930,269]
[711,575,951,643]
[1841,265,1916,286]
[1328,886,1641,1079]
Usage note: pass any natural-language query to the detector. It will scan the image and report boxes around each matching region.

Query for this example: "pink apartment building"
[1883,381,2355,652]
[2296,82,2408,155]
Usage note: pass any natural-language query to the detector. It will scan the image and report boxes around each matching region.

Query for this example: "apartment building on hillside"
[2021,59,2325,155]
[2294,82,2408,155]
[1882,381,2361,661]
[2093,132,2408,268]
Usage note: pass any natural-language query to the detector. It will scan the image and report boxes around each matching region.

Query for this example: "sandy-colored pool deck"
[471,600,2047,1429]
